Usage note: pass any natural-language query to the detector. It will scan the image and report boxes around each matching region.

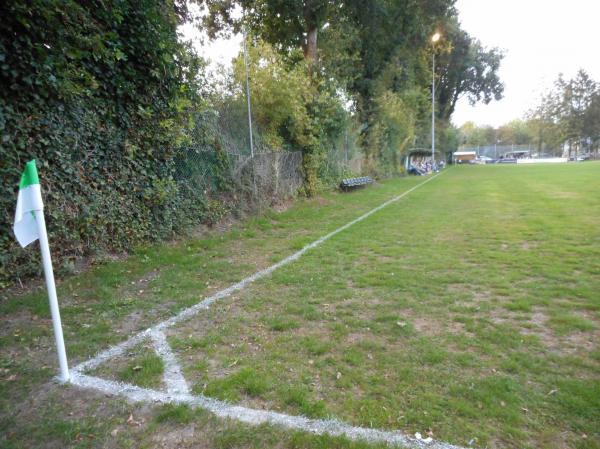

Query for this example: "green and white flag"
[13,160,44,248]
[12,160,70,381]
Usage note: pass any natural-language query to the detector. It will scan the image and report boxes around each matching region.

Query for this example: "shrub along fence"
[1,144,305,288]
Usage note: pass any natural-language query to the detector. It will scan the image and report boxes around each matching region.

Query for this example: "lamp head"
[431,32,441,43]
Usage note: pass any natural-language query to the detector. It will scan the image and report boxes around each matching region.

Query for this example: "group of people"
[407,157,444,176]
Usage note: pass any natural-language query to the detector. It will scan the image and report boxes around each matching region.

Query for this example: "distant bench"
[340,176,374,192]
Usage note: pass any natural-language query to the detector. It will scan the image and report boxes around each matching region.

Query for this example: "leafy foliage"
[435,19,504,121]
[0,0,209,285]
[228,36,348,194]
[528,70,600,156]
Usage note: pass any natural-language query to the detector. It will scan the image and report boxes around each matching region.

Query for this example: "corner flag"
[13,160,70,382]
[13,160,43,247]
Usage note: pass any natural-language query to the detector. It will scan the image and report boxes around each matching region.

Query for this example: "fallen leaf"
[127,414,141,426]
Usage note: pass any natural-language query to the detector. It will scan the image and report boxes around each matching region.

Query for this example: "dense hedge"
[0,1,211,286]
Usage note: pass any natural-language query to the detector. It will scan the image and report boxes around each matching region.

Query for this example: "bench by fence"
[340,176,373,191]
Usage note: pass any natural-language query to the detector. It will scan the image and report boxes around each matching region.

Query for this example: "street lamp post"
[431,32,440,171]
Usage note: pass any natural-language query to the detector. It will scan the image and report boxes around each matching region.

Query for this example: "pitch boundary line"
[71,370,464,449]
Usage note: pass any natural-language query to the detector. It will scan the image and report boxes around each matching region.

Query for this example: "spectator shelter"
[452,151,476,164]
[403,148,442,171]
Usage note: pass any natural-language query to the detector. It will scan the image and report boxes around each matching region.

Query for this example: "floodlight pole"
[431,50,435,170]
[243,28,254,158]
[430,32,440,171]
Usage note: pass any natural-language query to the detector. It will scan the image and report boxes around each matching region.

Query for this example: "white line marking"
[69,173,460,448]
[71,371,466,449]
[149,329,189,395]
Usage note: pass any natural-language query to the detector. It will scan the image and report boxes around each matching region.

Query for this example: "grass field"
[1,163,599,449]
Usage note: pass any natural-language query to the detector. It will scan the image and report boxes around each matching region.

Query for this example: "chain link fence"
[173,146,304,205]
[171,104,306,211]
[319,130,363,184]
[459,145,538,158]
[172,107,364,210]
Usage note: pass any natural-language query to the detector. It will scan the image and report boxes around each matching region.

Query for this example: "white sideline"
[69,172,466,449]
[71,371,465,449]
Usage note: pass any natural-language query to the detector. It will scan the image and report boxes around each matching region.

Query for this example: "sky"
[453,0,600,127]
[178,3,242,74]
[181,1,600,128]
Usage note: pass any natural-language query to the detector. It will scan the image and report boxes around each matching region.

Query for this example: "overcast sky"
[181,1,600,128]
[453,0,600,127]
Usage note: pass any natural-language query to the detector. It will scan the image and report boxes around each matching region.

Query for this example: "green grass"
[85,342,165,389]
[197,366,270,402]
[153,403,197,424]
[1,163,599,449]
[116,353,164,389]
[168,163,600,449]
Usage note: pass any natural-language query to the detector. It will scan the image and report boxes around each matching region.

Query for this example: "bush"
[0,1,212,286]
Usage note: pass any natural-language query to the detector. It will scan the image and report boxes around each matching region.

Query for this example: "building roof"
[453,151,477,156]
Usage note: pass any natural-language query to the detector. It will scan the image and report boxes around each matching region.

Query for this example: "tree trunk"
[304,26,318,64]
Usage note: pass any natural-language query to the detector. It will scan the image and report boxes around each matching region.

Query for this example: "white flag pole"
[35,210,70,382]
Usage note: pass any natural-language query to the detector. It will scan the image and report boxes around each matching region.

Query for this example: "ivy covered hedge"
[0,1,213,286]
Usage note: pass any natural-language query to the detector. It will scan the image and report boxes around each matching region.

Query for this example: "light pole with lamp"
[431,32,441,170]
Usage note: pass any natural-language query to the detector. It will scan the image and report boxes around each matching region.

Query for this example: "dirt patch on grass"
[311,197,333,207]
[561,330,599,353]
[6,377,159,449]
[345,331,373,344]
[272,196,295,213]
[519,310,555,342]
[448,287,492,311]
[130,269,161,293]
[118,310,148,336]
[553,191,580,199]
[150,425,207,449]
[446,284,492,300]
[226,239,272,268]
[514,308,600,355]
[0,310,50,339]
[412,316,467,336]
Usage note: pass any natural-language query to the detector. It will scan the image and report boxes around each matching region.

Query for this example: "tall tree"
[202,0,336,64]
[435,20,504,121]
[526,69,600,156]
